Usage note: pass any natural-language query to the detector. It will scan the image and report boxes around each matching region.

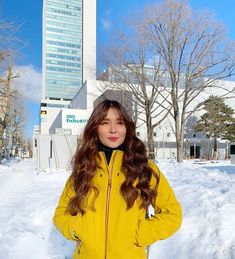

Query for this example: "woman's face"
[97,108,127,148]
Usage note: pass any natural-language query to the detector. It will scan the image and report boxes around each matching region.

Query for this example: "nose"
[110,123,117,134]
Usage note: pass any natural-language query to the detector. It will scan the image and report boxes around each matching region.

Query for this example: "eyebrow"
[101,117,123,121]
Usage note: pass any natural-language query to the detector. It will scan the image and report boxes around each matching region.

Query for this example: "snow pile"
[150,160,235,259]
[0,159,235,259]
[0,160,74,259]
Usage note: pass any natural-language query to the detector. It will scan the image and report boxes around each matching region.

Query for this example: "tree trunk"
[147,125,155,159]
[145,109,155,159]
[175,111,184,162]
[212,137,218,159]
[176,140,184,162]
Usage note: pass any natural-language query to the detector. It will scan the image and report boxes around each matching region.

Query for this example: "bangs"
[99,105,124,122]
[89,99,132,130]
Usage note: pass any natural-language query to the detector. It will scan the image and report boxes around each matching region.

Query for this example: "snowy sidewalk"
[0,159,235,259]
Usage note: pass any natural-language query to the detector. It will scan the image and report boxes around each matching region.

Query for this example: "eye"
[100,121,109,125]
[117,120,124,125]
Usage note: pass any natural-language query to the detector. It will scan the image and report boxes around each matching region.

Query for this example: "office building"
[42,0,96,102]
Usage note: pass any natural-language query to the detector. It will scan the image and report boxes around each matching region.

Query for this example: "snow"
[149,160,235,259]
[0,159,235,259]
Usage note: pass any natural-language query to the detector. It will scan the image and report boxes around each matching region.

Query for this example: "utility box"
[230,144,235,164]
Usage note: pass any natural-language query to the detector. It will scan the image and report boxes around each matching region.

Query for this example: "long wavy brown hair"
[69,99,159,215]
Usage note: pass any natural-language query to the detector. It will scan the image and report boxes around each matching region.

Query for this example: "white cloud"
[101,9,112,31]
[13,65,42,103]
[101,18,112,31]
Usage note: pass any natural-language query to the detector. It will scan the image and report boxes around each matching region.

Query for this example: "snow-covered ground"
[0,158,235,259]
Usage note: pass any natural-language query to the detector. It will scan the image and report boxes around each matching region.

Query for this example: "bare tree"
[101,12,172,159]
[0,53,23,160]
[0,20,26,160]
[101,0,235,161]
[138,0,235,161]
[0,20,25,53]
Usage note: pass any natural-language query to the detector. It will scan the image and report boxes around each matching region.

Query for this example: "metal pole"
[49,138,52,169]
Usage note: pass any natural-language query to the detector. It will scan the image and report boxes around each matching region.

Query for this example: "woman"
[53,100,182,259]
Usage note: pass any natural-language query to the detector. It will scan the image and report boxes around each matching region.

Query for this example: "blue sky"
[1,0,235,138]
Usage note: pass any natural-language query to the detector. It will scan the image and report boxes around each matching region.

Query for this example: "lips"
[108,137,119,142]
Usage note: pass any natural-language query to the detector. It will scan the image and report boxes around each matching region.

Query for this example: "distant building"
[36,80,100,170]
[40,79,99,135]
[40,99,71,134]
[40,0,96,135]
[42,0,96,101]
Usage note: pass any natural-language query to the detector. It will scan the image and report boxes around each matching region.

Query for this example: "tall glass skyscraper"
[42,0,96,101]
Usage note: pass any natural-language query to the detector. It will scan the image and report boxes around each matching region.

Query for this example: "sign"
[66,114,87,124]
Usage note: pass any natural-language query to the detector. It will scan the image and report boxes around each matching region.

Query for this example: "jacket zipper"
[104,151,117,259]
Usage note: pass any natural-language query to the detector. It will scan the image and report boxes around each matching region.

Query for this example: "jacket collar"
[98,143,124,164]
[98,149,124,171]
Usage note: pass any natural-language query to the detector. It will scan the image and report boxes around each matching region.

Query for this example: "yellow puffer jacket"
[53,150,182,259]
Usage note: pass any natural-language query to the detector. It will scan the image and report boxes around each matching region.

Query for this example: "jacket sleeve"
[136,161,182,247]
[53,177,83,241]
